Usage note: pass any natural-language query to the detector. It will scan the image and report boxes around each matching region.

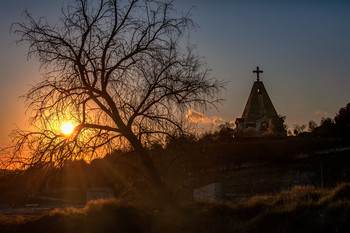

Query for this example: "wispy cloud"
[315,110,329,118]
[185,110,226,125]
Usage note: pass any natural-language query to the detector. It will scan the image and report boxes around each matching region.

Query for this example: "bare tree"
[308,120,317,132]
[4,0,222,198]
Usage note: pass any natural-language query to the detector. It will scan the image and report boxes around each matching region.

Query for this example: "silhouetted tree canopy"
[269,115,287,137]
[308,120,317,132]
[4,0,223,199]
[335,103,350,137]
[216,122,235,142]
[309,102,350,138]
[311,117,336,137]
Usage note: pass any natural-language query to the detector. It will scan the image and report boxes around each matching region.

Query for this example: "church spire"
[253,66,263,82]
[235,67,279,133]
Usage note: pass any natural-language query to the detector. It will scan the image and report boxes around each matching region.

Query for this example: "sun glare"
[61,122,75,135]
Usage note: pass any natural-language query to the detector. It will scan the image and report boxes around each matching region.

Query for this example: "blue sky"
[1,0,350,145]
[175,0,350,126]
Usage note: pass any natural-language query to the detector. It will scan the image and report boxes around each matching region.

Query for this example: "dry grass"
[1,184,350,233]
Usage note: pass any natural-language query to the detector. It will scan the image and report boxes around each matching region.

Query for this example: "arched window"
[261,121,269,131]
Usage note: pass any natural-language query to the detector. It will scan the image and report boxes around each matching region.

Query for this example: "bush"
[1,198,150,233]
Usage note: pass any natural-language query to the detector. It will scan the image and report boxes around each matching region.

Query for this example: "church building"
[235,67,279,132]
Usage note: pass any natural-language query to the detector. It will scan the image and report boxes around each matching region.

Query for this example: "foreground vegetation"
[1,183,350,233]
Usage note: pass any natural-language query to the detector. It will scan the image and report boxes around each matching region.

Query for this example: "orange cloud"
[212,117,225,125]
[185,110,227,125]
[186,110,212,124]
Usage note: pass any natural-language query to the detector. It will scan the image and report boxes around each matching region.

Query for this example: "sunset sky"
[1,0,350,146]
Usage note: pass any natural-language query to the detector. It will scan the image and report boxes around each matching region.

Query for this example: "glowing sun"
[61,122,75,135]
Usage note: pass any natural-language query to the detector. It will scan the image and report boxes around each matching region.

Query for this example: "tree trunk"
[126,132,175,206]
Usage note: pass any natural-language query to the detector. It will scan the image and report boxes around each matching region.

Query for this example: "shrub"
[7,198,150,233]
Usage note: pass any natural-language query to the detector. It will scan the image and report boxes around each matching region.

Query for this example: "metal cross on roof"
[253,66,263,81]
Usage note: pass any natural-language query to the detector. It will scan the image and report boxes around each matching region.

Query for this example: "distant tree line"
[292,102,350,138]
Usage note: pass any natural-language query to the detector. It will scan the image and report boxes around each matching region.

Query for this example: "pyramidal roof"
[241,67,278,123]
